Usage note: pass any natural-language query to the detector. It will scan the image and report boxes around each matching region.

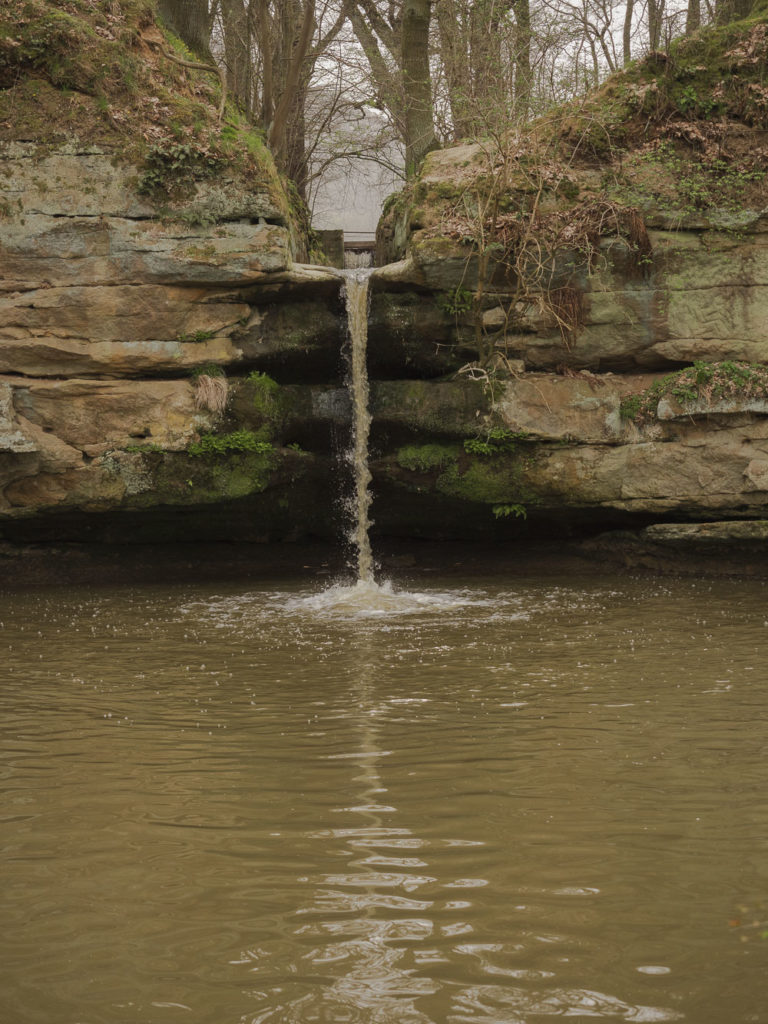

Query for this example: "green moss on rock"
[436,456,528,505]
[396,443,459,472]
[387,439,537,516]
[138,445,279,506]
[188,430,272,458]
[621,360,768,423]
[231,373,290,440]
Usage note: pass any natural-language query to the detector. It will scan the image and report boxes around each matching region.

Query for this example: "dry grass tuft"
[194,374,228,415]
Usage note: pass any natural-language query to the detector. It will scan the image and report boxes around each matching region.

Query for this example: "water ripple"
[2,575,767,1023]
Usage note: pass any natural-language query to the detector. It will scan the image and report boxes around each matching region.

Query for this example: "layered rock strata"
[0,119,350,541]
[3,9,768,558]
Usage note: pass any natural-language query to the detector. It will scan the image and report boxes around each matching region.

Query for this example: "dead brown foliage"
[548,286,585,346]
[194,374,228,416]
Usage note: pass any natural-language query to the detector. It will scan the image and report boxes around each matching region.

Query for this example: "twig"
[159,47,225,123]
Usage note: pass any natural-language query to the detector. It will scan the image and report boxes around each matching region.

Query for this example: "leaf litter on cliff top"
[0,0,280,200]
[403,11,768,261]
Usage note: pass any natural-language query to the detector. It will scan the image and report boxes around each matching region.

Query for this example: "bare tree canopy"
[155,0,767,210]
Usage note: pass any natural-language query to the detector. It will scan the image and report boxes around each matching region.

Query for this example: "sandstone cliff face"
[0,0,341,542]
[3,144,768,545]
[377,199,768,374]
[363,14,768,547]
[0,141,290,378]
[0,137,347,535]
[0,1,343,540]
[3,4,768,557]
[360,372,768,545]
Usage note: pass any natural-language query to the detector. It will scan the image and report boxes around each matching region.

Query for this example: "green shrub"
[137,142,224,199]
[396,444,457,472]
[492,503,527,519]
[248,370,280,393]
[441,286,474,316]
[188,431,272,457]
[464,427,528,456]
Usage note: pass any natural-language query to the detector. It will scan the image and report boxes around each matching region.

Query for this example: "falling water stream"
[341,267,376,584]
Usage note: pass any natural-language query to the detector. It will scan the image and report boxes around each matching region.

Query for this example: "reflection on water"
[1,574,767,1024]
[260,633,439,1024]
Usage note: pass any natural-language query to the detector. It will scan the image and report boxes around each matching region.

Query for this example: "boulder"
[0,382,36,453]
[10,378,214,457]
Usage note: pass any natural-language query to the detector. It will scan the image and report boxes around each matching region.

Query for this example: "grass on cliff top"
[393,9,768,245]
[553,12,768,211]
[556,16,768,156]
[0,0,286,213]
[621,360,768,423]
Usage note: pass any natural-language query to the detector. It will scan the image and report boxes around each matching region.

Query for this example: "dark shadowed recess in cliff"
[238,286,480,386]
[0,494,672,548]
[4,510,768,588]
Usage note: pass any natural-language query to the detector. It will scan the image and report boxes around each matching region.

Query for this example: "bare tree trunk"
[157,0,214,60]
[347,1,403,132]
[221,0,252,113]
[469,0,505,110]
[401,0,438,174]
[284,77,309,199]
[248,0,352,201]
[437,1,522,136]
[255,1,274,128]
[715,0,755,20]
[623,0,634,64]
[648,0,665,50]
[685,0,701,32]
[437,0,473,137]
[513,0,532,117]
[269,1,315,174]
[585,29,600,84]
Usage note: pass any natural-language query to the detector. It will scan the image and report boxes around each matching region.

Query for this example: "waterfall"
[341,268,376,583]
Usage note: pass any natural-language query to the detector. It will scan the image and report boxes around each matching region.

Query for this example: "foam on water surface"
[279,577,499,619]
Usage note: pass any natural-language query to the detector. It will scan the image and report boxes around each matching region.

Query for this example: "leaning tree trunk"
[157,0,214,60]
[401,0,438,175]
[283,76,310,202]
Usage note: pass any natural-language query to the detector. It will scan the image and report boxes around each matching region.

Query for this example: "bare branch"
[160,47,228,121]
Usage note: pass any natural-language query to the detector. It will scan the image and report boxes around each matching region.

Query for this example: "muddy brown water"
[1,573,767,1024]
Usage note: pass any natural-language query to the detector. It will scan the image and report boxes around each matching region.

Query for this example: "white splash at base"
[280,578,497,619]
